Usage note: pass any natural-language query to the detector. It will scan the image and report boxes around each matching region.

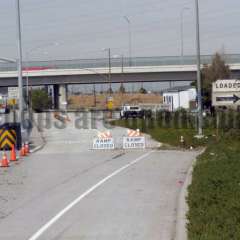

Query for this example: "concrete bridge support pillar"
[59,84,68,110]
[53,85,59,109]
[53,84,68,110]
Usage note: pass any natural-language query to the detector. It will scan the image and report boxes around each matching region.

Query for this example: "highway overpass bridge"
[0,54,240,108]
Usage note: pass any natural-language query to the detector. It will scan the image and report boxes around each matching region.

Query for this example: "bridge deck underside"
[0,72,197,87]
[0,70,239,87]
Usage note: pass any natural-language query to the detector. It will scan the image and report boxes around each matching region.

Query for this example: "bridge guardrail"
[1,54,240,72]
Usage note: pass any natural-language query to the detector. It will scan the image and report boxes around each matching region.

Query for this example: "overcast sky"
[0,0,239,61]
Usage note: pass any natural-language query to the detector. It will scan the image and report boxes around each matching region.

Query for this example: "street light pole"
[25,52,30,110]
[124,16,132,67]
[102,48,112,95]
[180,7,190,65]
[195,0,203,136]
[25,42,60,110]
[113,54,125,95]
[15,0,24,125]
[121,54,124,74]
[107,48,112,94]
[93,83,96,107]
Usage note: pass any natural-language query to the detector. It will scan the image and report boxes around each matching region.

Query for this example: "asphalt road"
[0,113,198,240]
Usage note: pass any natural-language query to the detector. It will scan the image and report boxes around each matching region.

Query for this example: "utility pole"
[180,7,190,65]
[25,42,60,110]
[121,54,124,74]
[113,54,125,95]
[124,16,132,67]
[195,0,203,136]
[93,84,96,107]
[107,48,112,95]
[15,0,24,125]
[121,54,124,94]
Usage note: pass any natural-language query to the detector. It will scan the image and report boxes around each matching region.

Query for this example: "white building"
[163,86,197,111]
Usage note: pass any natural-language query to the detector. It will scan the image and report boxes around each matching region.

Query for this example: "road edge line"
[28,150,155,240]
[30,141,46,154]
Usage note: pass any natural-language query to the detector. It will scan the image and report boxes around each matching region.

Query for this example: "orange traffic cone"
[0,152,9,167]
[24,142,30,155]
[20,145,26,157]
[10,145,17,162]
[66,116,71,122]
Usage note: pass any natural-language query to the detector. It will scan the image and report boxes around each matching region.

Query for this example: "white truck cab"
[120,105,144,119]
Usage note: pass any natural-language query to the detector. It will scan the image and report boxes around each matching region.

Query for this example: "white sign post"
[212,79,240,106]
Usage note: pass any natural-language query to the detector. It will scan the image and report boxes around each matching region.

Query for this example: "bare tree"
[192,52,230,108]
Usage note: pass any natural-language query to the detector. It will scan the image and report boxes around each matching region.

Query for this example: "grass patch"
[111,119,214,148]
[187,131,240,239]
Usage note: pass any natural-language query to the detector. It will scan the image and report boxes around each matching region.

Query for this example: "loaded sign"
[212,79,240,106]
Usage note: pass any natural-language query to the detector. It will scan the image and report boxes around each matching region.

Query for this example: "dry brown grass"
[68,93,163,109]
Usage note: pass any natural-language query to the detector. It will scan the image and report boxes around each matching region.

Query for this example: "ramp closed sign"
[123,129,145,149]
[123,136,145,149]
[93,138,114,150]
[93,131,115,150]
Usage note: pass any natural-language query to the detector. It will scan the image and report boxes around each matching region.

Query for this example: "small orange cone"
[20,145,26,157]
[10,145,17,162]
[24,142,30,155]
[66,116,71,122]
[0,152,9,167]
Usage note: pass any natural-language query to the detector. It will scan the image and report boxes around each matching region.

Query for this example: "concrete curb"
[175,148,205,240]
[29,117,46,154]
[174,162,193,240]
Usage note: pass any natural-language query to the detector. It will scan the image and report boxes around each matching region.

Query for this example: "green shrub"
[31,89,52,112]
[139,87,147,94]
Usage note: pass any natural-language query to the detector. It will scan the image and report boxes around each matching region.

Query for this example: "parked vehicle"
[0,96,10,114]
[120,105,144,119]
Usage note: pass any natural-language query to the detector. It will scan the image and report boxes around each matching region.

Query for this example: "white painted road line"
[28,150,155,240]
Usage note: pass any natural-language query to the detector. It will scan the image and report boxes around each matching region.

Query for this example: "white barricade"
[123,136,145,149]
[93,138,115,150]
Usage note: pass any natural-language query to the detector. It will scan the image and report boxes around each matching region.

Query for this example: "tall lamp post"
[15,0,24,125]
[124,16,132,67]
[180,7,190,64]
[103,48,112,95]
[113,54,124,93]
[25,42,60,109]
[195,0,203,136]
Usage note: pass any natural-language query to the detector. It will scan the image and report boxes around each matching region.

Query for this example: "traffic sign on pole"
[212,79,240,106]
[8,87,19,99]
